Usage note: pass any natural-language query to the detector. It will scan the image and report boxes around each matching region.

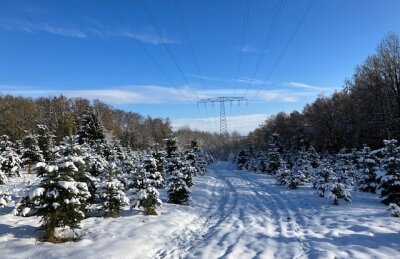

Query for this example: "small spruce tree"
[377,139,400,205]
[356,145,379,193]
[100,162,129,217]
[77,109,106,146]
[21,133,43,174]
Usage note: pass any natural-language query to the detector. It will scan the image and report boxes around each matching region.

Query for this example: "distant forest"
[248,32,400,152]
[0,95,172,150]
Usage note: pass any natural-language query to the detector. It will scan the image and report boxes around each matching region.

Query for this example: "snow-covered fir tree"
[236,150,247,170]
[143,154,164,188]
[266,133,282,174]
[21,133,43,174]
[37,124,56,162]
[99,162,129,217]
[288,148,311,185]
[377,139,400,205]
[165,136,190,204]
[335,148,356,186]
[314,159,351,205]
[313,159,335,196]
[324,181,352,205]
[275,162,290,185]
[308,146,321,169]
[356,145,379,193]
[0,135,21,178]
[286,166,305,189]
[153,147,167,181]
[17,160,91,242]
[77,109,106,146]
[134,159,162,215]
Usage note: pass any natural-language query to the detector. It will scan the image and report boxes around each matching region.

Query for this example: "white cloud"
[0,18,179,44]
[120,29,180,45]
[282,81,335,91]
[0,19,87,38]
[1,84,330,105]
[171,113,269,135]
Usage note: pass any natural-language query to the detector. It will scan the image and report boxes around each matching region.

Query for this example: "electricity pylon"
[198,97,247,136]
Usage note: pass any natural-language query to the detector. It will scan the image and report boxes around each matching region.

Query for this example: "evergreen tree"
[17,161,90,242]
[324,182,352,205]
[335,148,356,186]
[267,133,282,174]
[275,162,290,185]
[77,109,105,146]
[37,124,55,162]
[134,160,162,215]
[21,133,43,174]
[308,146,321,169]
[377,139,400,205]
[356,145,379,193]
[165,136,190,204]
[100,162,129,217]
[314,159,351,204]
[287,166,305,189]
[236,150,247,170]
[313,159,335,197]
[0,135,21,178]
[143,155,164,188]
[153,148,167,181]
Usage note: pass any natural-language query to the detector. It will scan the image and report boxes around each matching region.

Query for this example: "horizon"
[1,0,400,135]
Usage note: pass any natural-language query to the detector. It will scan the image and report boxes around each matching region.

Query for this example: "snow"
[0,163,399,258]
[28,187,45,200]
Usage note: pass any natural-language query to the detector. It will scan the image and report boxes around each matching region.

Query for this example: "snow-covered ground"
[1,162,399,258]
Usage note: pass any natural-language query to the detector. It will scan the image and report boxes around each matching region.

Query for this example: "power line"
[137,0,200,100]
[251,0,316,101]
[243,0,287,98]
[174,0,209,98]
[103,0,193,103]
[233,0,252,97]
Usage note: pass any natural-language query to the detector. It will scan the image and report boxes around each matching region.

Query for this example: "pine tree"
[21,133,43,174]
[325,182,352,205]
[275,162,290,185]
[134,160,162,215]
[37,124,56,162]
[153,148,167,181]
[100,162,129,217]
[17,161,90,242]
[313,159,334,197]
[143,155,164,188]
[335,148,356,186]
[77,109,105,146]
[377,139,400,205]
[236,150,247,170]
[287,166,305,189]
[267,133,282,174]
[356,145,379,193]
[308,146,321,169]
[165,136,190,204]
[314,159,351,205]
[0,135,21,178]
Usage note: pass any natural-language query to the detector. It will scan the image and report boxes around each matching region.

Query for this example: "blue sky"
[1,0,399,135]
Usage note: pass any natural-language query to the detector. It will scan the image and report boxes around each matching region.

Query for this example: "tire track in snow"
[156,163,309,259]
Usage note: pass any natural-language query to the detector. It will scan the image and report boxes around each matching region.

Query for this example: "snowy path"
[0,162,399,258]
[156,162,400,259]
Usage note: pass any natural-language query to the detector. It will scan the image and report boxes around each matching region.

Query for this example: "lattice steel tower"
[198,97,247,136]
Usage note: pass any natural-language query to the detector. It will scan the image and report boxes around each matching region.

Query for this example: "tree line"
[0,95,172,150]
[248,33,400,152]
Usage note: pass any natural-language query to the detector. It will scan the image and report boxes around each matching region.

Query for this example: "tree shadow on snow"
[0,223,37,239]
